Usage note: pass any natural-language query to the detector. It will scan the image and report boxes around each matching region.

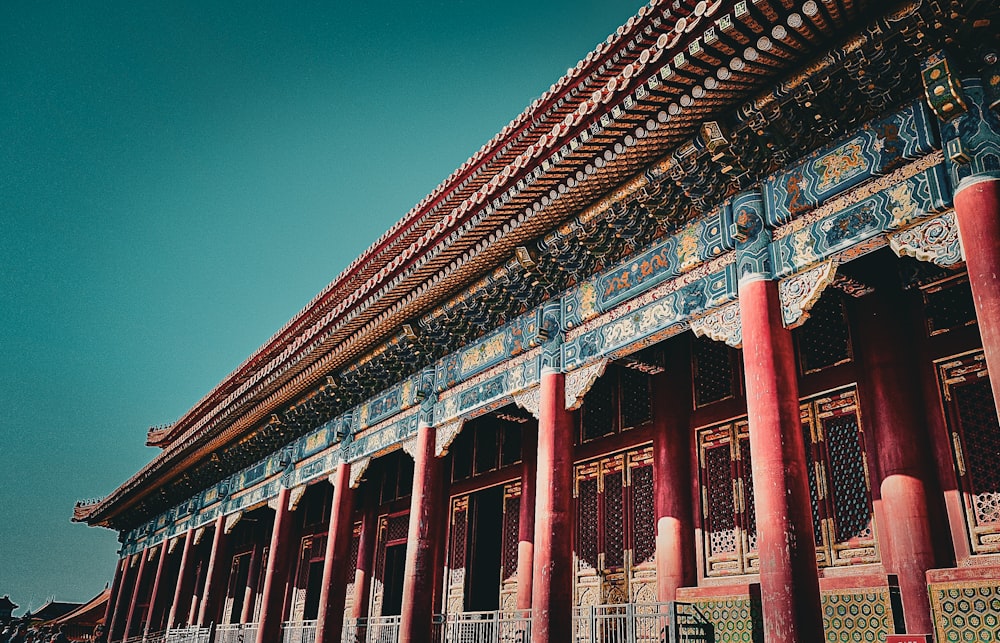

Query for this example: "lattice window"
[605,469,625,568]
[795,293,853,374]
[621,368,652,429]
[574,447,654,604]
[501,490,520,581]
[939,352,1000,554]
[577,475,600,569]
[698,391,875,576]
[580,365,652,442]
[693,335,736,407]
[452,415,523,481]
[631,464,656,566]
[386,514,409,543]
[922,274,978,336]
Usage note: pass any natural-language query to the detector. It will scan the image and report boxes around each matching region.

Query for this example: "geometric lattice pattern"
[825,414,874,542]
[501,493,520,581]
[955,378,1000,528]
[691,590,893,643]
[605,470,625,568]
[922,275,978,336]
[821,590,891,643]
[631,464,656,566]
[694,336,736,407]
[796,294,853,374]
[689,597,762,643]
[706,444,737,556]
[929,580,1000,643]
[577,476,600,570]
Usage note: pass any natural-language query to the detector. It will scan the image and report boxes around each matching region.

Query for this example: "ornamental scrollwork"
[513,386,541,419]
[565,359,609,411]
[349,457,371,489]
[435,418,465,457]
[888,211,963,267]
[224,511,242,534]
[689,301,742,348]
[779,260,839,328]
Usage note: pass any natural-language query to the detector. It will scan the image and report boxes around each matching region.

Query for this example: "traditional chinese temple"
[74,0,1000,642]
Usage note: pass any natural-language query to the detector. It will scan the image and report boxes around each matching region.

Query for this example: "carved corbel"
[889,211,963,267]
[779,260,838,328]
[400,436,420,460]
[147,546,159,562]
[349,457,371,489]
[224,511,242,534]
[435,418,465,457]
[565,359,609,410]
[193,526,207,545]
[167,535,181,555]
[513,386,541,419]
[690,301,742,348]
[286,486,307,511]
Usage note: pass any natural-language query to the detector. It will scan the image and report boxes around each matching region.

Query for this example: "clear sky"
[0,0,645,614]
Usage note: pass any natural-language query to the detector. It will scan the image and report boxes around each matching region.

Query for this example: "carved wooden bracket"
[512,386,541,419]
[400,435,420,460]
[690,301,742,348]
[435,418,465,457]
[224,511,243,534]
[779,260,838,329]
[193,526,207,546]
[288,485,307,511]
[349,457,371,489]
[565,359,609,410]
[167,535,181,555]
[889,211,963,267]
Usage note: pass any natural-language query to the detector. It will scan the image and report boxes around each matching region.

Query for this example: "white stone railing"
[280,620,317,643]
[215,622,258,643]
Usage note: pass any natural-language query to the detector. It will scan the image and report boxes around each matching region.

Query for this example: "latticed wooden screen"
[445,497,469,613]
[290,534,327,621]
[574,446,657,607]
[500,482,521,611]
[698,388,876,577]
[370,513,408,618]
[938,351,1000,554]
[342,522,362,616]
[795,293,853,374]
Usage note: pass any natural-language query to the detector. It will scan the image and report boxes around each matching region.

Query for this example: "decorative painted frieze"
[889,211,964,267]
[763,100,938,227]
[772,157,951,275]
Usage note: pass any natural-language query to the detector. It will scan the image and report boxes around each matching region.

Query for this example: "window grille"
[939,351,1000,554]
[795,293,853,374]
[693,336,736,407]
[698,388,876,577]
[923,274,978,336]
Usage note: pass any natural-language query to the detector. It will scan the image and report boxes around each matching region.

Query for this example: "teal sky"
[0,1,645,613]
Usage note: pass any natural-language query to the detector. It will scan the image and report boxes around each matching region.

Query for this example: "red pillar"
[316,463,355,643]
[399,423,446,642]
[123,549,150,639]
[652,339,694,602]
[107,556,134,642]
[955,175,1000,422]
[197,515,230,626]
[530,369,575,643]
[851,286,936,633]
[143,541,171,636]
[516,425,537,611]
[167,531,195,629]
[240,537,263,624]
[738,278,823,642]
[350,503,378,620]
[102,558,126,633]
[255,487,296,643]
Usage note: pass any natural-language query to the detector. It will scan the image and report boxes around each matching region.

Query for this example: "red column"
[316,463,355,643]
[102,558,126,633]
[851,286,936,633]
[255,488,296,643]
[240,538,263,624]
[739,278,823,642]
[123,549,150,639]
[399,422,446,643]
[143,541,171,636]
[350,503,378,620]
[108,556,135,642]
[954,175,1000,421]
[652,339,694,602]
[167,531,195,628]
[197,515,230,625]
[516,426,537,611]
[530,369,575,643]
